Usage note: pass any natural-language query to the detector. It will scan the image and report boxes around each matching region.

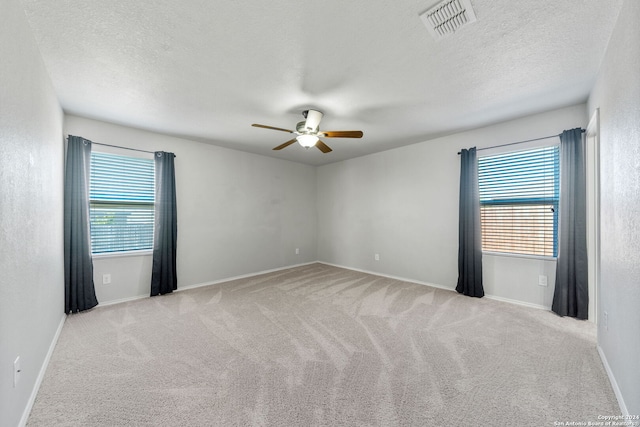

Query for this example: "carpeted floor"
[28,263,620,426]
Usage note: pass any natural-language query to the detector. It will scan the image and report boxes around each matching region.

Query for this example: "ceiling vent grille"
[420,0,477,40]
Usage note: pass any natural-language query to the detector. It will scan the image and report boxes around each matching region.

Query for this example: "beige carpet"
[28,263,619,426]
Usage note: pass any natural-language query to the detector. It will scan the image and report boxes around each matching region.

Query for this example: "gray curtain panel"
[150,151,177,296]
[64,135,98,313]
[456,147,484,297]
[552,128,588,319]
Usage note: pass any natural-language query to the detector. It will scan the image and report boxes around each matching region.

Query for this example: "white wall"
[317,104,587,310]
[588,0,640,415]
[65,115,318,304]
[0,1,65,426]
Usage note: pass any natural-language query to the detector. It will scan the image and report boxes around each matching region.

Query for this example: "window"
[89,151,155,254]
[478,145,559,257]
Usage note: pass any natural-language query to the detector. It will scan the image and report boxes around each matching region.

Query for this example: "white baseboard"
[99,261,550,315]
[317,261,455,293]
[96,262,319,306]
[101,261,550,314]
[98,294,149,307]
[597,345,628,416]
[19,314,66,427]
[318,261,551,312]
[483,294,548,311]
[176,261,318,292]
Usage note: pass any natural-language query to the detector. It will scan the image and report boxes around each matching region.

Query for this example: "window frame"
[89,148,155,258]
[477,143,560,260]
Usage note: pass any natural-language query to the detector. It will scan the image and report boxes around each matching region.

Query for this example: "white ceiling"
[21,0,622,166]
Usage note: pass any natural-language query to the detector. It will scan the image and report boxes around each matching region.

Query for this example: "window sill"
[482,251,557,262]
[92,250,153,259]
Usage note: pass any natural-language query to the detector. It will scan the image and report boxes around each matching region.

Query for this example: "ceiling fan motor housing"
[302,109,323,132]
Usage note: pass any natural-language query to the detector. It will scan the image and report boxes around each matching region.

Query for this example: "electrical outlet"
[603,311,608,331]
[102,274,111,285]
[295,248,300,255]
[374,253,380,261]
[538,275,548,286]
[14,356,21,388]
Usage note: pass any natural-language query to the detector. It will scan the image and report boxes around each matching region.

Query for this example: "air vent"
[420,0,477,40]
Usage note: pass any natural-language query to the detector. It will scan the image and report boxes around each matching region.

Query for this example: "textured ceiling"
[21,0,622,166]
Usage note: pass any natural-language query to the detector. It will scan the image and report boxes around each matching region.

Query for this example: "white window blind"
[89,152,155,254]
[478,145,559,257]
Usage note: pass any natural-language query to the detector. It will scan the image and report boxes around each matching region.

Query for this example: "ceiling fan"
[252,109,363,153]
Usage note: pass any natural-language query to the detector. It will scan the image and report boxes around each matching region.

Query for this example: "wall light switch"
[103,274,111,285]
[295,248,300,255]
[374,254,380,261]
[538,275,548,286]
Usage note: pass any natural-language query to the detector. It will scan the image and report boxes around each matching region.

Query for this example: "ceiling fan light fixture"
[297,134,319,148]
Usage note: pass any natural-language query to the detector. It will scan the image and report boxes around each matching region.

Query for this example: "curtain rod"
[457,129,585,155]
[67,136,162,155]
[90,141,156,154]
